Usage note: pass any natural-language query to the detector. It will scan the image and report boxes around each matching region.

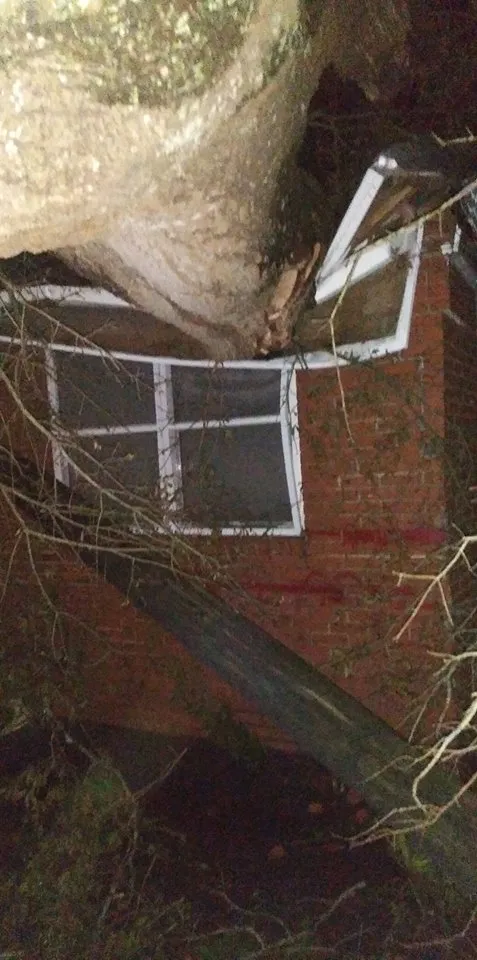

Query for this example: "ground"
[2,733,477,959]
[142,742,477,959]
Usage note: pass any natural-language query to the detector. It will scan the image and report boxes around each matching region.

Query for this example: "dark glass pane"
[449,254,477,330]
[171,367,281,423]
[179,424,291,526]
[68,431,159,499]
[56,354,155,429]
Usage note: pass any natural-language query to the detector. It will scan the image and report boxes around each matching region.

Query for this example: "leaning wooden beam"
[2,451,477,901]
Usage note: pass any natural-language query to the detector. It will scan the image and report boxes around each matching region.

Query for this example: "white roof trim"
[0,224,423,372]
[0,284,131,308]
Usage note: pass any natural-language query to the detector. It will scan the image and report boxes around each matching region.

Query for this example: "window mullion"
[154,362,183,511]
[173,414,280,431]
[279,367,304,534]
[75,423,160,438]
[44,347,70,485]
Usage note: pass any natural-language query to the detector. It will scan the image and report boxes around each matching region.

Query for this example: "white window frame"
[0,329,304,537]
[313,160,424,364]
[311,223,423,366]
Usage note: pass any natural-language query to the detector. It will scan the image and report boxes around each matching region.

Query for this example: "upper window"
[46,349,304,537]
[306,153,425,360]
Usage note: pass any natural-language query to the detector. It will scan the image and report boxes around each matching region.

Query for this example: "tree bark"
[2,450,477,903]
[0,0,409,357]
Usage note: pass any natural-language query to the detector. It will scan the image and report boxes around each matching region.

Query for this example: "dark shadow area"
[2,727,473,957]
[298,0,477,229]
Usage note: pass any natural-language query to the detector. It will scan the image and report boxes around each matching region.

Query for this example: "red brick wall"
[0,224,456,752]
[444,253,477,533]
[442,239,477,754]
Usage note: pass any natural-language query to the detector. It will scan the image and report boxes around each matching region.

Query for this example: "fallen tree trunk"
[2,451,477,902]
[0,0,409,358]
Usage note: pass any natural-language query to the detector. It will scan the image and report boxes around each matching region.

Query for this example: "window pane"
[171,367,281,423]
[302,254,407,350]
[68,432,159,500]
[56,354,155,429]
[449,251,477,330]
[178,424,292,526]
